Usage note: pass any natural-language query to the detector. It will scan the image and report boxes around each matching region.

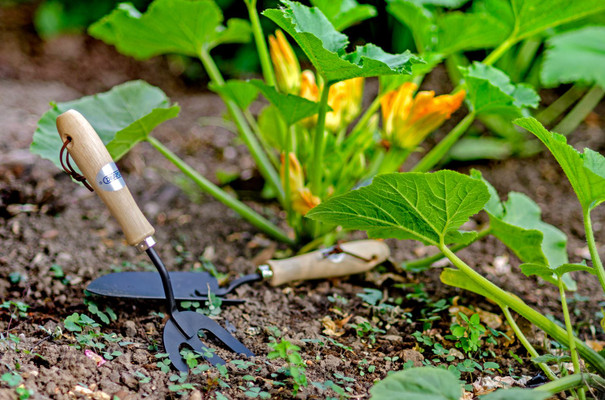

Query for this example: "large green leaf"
[541,26,605,88]
[257,105,288,150]
[461,62,539,117]
[310,0,377,31]
[248,80,323,126]
[515,117,605,212]
[387,0,436,53]
[263,0,421,84]
[510,0,605,43]
[31,80,179,168]
[388,0,510,55]
[306,170,490,246]
[209,80,260,110]
[480,387,550,400]
[88,0,251,59]
[521,262,595,282]
[492,193,568,267]
[471,170,574,289]
[370,367,463,400]
[436,10,510,55]
[413,0,471,7]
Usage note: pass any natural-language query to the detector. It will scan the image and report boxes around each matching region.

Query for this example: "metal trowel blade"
[86,271,245,304]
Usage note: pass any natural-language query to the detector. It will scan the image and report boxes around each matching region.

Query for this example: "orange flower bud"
[269,30,301,95]
[280,152,320,215]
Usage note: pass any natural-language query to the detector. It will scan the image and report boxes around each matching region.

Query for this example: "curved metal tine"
[197,273,262,296]
[194,316,255,357]
[164,319,225,370]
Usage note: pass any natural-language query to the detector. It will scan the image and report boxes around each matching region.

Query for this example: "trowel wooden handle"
[56,110,155,247]
[265,240,390,286]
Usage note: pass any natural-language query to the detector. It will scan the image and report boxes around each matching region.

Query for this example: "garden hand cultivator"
[56,109,253,371]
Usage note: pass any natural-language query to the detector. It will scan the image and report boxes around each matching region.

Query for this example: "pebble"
[400,349,424,367]
[124,320,137,337]
[188,390,203,400]
[132,349,148,365]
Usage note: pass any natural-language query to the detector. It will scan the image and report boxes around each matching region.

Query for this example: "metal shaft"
[145,247,178,315]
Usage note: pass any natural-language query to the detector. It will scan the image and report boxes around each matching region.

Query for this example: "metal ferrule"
[135,236,156,253]
[257,264,273,279]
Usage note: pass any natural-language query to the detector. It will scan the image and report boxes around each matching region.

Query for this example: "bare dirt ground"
[1,4,605,399]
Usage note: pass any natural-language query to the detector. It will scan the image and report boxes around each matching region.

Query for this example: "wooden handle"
[56,110,155,247]
[266,240,390,286]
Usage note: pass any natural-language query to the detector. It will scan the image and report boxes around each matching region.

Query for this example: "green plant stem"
[411,112,476,172]
[558,277,586,400]
[535,373,605,396]
[283,125,293,230]
[402,227,491,271]
[244,110,279,169]
[501,305,557,381]
[377,147,411,175]
[146,136,294,245]
[583,209,605,293]
[198,47,285,203]
[309,82,332,196]
[483,34,518,66]
[351,95,382,136]
[438,242,605,376]
[554,86,605,135]
[537,85,586,126]
[513,38,541,82]
[245,0,276,87]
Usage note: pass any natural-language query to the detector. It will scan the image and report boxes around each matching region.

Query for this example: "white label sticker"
[96,162,126,191]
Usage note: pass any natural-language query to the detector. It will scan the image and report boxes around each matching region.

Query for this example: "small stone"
[382,335,403,342]
[112,390,132,400]
[120,371,138,390]
[188,390,203,400]
[400,349,424,367]
[124,320,137,337]
[46,381,58,395]
[131,349,148,365]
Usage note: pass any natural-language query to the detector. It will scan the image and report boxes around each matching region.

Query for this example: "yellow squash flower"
[280,152,320,215]
[269,30,301,95]
[299,70,364,132]
[381,82,466,150]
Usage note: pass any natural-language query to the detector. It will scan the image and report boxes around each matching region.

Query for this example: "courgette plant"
[31,0,605,246]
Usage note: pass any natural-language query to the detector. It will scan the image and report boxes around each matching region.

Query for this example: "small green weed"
[351,320,385,344]
[84,297,117,325]
[1,372,32,399]
[267,339,308,395]
[180,288,222,317]
[447,312,486,353]
[63,312,122,357]
[1,300,30,320]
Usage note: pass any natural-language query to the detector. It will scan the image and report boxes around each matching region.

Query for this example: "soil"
[1,4,605,400]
